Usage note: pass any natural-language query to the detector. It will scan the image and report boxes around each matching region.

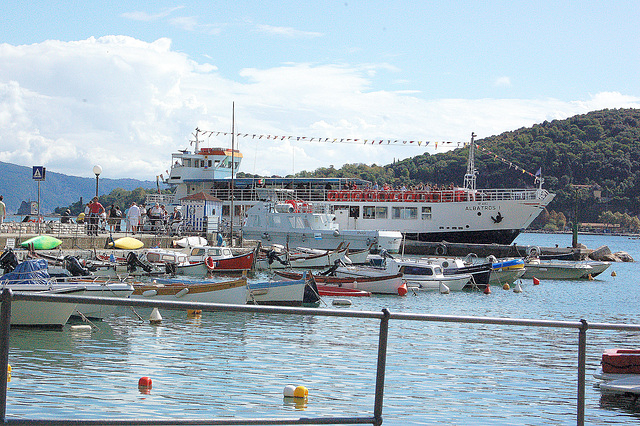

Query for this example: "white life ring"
[527,246,541,258]
[435,244,447,256]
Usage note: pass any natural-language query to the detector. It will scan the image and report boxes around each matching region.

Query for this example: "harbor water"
[5,233,640,424]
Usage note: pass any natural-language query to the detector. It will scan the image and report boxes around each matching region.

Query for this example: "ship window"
[208,160,212,167]
[214,160,220,166]
[191,248,205,256]
[349,206,359,219]
[393,207,417,219]
[363,206,376,219]
[403,266,433,276]
[422,206,432,220]
[376,207,387,219]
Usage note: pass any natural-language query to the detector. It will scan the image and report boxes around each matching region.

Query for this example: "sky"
[1,1,639,182]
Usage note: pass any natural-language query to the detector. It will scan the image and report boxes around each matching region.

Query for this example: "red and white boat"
[594,348,640,395]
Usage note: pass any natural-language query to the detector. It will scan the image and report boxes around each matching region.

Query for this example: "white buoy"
[70,325,92,332]
[283,385,296,397]
[149,308,162,324]
[439,282,450,294]
[175,288,189,298]
[513,283,523,293]
[332,298,352,306]
[142,289,158,297]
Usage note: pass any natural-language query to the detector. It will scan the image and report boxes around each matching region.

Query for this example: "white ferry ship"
[156,129,555,245]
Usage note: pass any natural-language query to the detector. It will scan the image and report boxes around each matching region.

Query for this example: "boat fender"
[435,244,447,256]
[175,288,189,298]
[142,289,158,297]
[398,283,408,296]
[332,298,352,306]
[527,246,541,258]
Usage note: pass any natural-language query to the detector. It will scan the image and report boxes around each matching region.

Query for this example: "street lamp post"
[93,165,102,197]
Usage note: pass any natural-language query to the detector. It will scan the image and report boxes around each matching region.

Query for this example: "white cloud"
[0,36,638,182]
[494,76,512,87]
[121,7,185,22]
[255,24,323,38]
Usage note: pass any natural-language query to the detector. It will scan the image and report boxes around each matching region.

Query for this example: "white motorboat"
[242,200,402,252]
[379,258,471,291]
[0,259,84,326]
[522,258,595,280]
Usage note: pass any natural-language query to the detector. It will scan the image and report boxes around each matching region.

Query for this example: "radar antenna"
[463,132,478,190]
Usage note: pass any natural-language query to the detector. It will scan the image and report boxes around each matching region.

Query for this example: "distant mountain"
[0,161,158,214]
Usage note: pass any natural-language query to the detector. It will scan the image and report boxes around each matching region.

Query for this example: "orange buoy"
[397,283,408,296]
[533,277,540,286]
[484,284,491,294]
[138,377,152,389]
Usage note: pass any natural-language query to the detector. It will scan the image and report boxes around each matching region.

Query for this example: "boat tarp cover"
[0,259,51,285]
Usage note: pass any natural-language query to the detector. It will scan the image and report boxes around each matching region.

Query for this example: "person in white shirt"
[127,202,141,234]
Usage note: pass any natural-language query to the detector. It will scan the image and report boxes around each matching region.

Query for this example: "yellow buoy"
[502,283,510,290]
[611,271,617,277]
[293,386,308,399]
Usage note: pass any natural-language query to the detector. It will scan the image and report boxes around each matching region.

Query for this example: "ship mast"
[230,102,235,246]
[463,132,477,190]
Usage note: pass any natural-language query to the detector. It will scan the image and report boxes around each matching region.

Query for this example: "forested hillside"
[287,108,640,227]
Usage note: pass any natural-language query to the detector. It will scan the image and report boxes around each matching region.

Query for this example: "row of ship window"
[340,205,432,220]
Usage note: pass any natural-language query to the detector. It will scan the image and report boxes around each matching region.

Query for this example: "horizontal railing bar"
[8,292,640,332]
[5,415,377,425]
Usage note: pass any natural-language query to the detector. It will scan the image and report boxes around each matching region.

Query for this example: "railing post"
[0,288,12,423]
[373,308,390,426]
[577,319,588,426]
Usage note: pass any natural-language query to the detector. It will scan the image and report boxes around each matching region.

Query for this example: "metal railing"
[0,289,638,425]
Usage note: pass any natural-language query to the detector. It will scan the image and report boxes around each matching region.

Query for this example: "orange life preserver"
[431,192,440,202]
[285,199,299,212]
[364,191,376,202]
[391,191,402,202]
[298,203,311,213]
[351,191,363,201]
[442,191,453,202]
[403,191,416,202]
[205,256,216,270]
[339,191,351,201]
[327,191,338,201]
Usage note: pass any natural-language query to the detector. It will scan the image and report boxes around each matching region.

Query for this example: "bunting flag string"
[198,130,465,149]
[476,145,539,179]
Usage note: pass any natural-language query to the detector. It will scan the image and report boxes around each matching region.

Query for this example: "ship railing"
[0,291,637,425]
[201,187,550,204]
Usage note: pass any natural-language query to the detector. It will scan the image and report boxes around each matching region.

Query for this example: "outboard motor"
[165,262,177,276]
[303,273,321,305]
[63,255,91,277]
[126,252,152,273]
[266,249,289,266]
[0,249,19,273]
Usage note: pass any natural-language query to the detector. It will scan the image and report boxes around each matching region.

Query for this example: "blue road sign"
[32,166,46,181]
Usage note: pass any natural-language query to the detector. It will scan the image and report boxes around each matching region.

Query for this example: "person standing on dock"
[0,195,5,227]
[87,197,105,236]
[127,202,141,235]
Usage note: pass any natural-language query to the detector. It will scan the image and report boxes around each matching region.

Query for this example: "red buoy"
[483,284,491,294]
[397,283,408,296]
[138,377,153,389]
[533,277,540,286]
